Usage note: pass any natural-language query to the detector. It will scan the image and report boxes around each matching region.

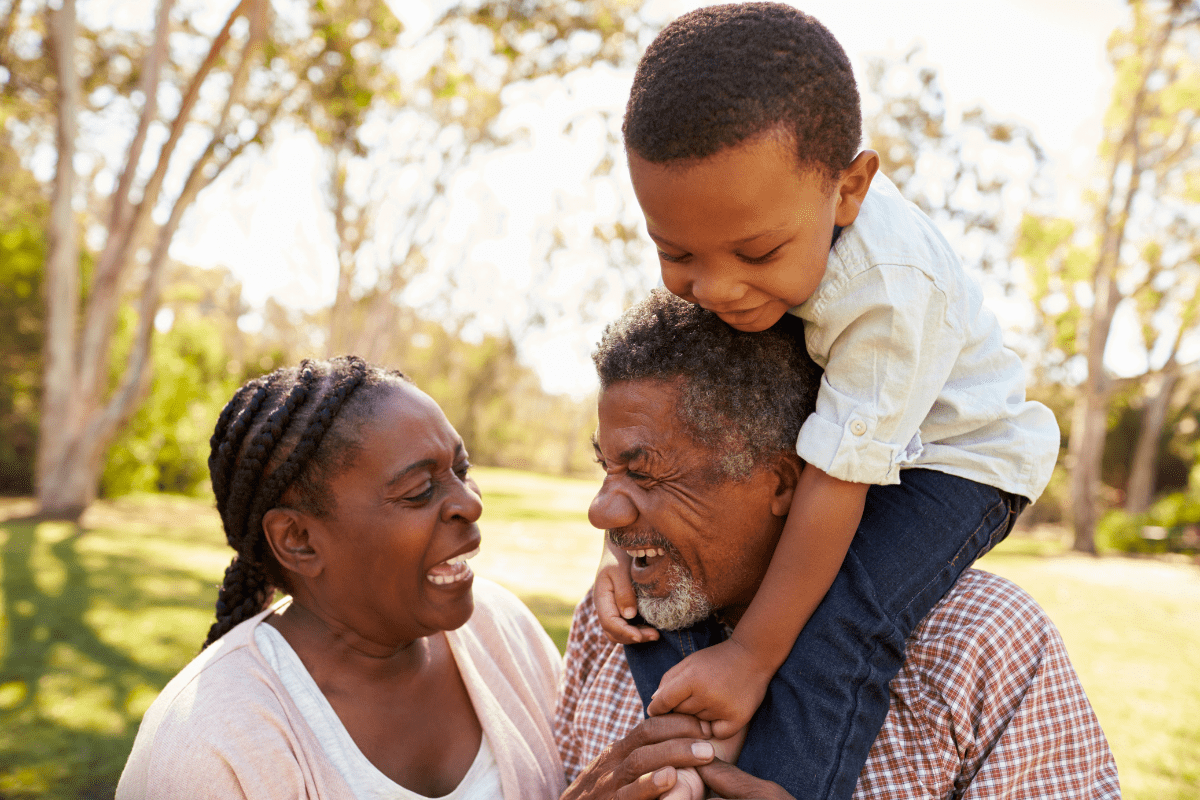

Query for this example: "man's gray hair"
[592,288,821,479]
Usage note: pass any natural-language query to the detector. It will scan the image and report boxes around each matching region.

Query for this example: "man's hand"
[696,760,794,800]
[596,540,659,644]
[561,715,717,800]
[645,638,770,740]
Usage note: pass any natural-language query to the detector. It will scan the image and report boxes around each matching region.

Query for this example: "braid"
[208,379,271,503]
[243,358,369,564]
[202,556,275,649]
[201,356,379,650]
[220,370,314,552]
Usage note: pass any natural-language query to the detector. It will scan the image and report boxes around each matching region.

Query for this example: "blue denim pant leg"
[624,468,1026,800]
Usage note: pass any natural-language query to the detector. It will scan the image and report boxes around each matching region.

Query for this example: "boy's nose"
[689,269,745,308]
[588,479,638,530]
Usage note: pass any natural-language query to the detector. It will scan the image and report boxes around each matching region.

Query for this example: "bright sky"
[169,0,1129,396]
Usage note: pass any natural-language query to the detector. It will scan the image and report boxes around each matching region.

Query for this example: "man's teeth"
[624,547,665,559]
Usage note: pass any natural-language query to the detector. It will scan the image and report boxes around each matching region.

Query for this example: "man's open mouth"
[624,545,668,585]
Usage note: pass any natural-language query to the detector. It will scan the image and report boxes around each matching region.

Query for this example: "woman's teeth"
[427,546,480,585]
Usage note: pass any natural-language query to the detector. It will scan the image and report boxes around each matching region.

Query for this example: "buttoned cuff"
[796,413,922,485]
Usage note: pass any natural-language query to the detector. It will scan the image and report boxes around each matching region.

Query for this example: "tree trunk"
[1126,369,1177,514]
[36,0,86,520]
[34,0,268,519]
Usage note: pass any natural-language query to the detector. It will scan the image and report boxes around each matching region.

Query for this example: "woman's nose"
[588,477,638,530]
[445,476,484,524]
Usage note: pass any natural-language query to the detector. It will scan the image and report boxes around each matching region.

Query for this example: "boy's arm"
[729,462,867,667]
[647,463,867,735]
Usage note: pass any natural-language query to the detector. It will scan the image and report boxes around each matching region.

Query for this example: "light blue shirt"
[791,173,1058,500]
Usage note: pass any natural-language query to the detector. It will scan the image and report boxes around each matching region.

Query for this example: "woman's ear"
[769,453,803,517]
[263,507,322,579]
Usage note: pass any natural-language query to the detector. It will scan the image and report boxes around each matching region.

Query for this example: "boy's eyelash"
[657,250,688,263]
[739,245,783,264]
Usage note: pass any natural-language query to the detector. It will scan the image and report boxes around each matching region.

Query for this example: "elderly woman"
[117,356,565,799]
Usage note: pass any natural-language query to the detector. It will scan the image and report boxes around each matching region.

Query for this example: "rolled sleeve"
[796,263,963,484]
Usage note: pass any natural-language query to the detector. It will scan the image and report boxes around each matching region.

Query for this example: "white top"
[790,173,1059,499]
[117,578,565,800]
[256,624,503,800]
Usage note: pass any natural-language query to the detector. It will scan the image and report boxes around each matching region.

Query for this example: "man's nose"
[588,477,638,530]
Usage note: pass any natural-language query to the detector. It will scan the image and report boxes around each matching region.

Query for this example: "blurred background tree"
[0,0,1194,558]
[1015,0,1200,553]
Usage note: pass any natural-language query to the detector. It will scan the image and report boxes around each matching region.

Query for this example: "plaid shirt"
[555,569,1120,799]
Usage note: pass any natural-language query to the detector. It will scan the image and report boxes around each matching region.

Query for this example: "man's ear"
[769,452,804,517]
[262,507,323,579]
[833,150,879,227]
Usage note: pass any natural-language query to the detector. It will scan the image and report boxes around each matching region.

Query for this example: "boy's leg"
[737,469,1025,800]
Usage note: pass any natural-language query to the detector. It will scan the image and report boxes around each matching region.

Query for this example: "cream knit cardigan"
[117,579,566,800]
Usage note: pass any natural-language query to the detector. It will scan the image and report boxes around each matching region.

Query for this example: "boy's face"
[628,134,877,332]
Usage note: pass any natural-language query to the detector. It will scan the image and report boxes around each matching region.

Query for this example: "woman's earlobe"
[263,508,322,577]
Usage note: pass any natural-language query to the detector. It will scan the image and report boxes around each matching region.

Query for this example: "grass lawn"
[2,468,1198,798]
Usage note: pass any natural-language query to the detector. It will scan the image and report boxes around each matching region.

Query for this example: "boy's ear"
[769,452,804,517]
[834,150,879,227]
[262,507,323,579]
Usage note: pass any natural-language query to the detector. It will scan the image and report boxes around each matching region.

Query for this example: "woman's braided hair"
[201,355,409,649]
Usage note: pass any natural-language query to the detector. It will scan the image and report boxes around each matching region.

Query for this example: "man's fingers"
[619,738,715,783]
[613,767,677,800]
[696,760,792,800]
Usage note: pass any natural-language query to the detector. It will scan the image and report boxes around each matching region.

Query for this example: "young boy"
[593,4,1060,799]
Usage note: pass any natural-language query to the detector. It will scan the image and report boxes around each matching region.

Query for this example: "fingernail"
[654,768,672,788]
[622,606,636,619]
[692,741,714,759]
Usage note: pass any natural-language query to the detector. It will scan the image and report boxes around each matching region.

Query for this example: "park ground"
[1,466,1198,798]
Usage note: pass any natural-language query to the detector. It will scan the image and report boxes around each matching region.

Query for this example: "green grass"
[1,473,1198,798]
[979,534,1200,800]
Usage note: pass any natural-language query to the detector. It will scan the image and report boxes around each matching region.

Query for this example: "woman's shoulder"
[453,578,561,678]
[463,579,553,647]
[117,611,324,797]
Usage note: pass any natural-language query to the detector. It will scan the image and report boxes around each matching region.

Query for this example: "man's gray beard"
[635,559,713,630]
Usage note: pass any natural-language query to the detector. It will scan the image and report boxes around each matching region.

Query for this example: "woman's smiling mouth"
[426,546,480,585]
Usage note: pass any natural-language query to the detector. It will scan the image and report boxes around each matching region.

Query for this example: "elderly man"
[558,289,1119,800]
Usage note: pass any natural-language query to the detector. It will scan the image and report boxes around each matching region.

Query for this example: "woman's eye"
[403,483,435,503]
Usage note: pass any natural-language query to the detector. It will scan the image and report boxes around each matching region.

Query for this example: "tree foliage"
[1014,0,1200,551]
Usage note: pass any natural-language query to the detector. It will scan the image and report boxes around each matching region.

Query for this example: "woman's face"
[302,381,483,647]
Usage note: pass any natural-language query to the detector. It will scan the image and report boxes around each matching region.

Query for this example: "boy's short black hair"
[623,2,861,184]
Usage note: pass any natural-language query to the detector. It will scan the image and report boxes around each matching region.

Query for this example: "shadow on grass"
[0,516,215,799]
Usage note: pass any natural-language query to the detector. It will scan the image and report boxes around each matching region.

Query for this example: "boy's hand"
[646,638,770,740]
[597,540,659,644]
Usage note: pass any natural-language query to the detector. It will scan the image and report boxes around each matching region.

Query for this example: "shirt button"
[850,420,867,436]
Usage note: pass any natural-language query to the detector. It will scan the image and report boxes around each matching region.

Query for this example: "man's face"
[589,378,791,628]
